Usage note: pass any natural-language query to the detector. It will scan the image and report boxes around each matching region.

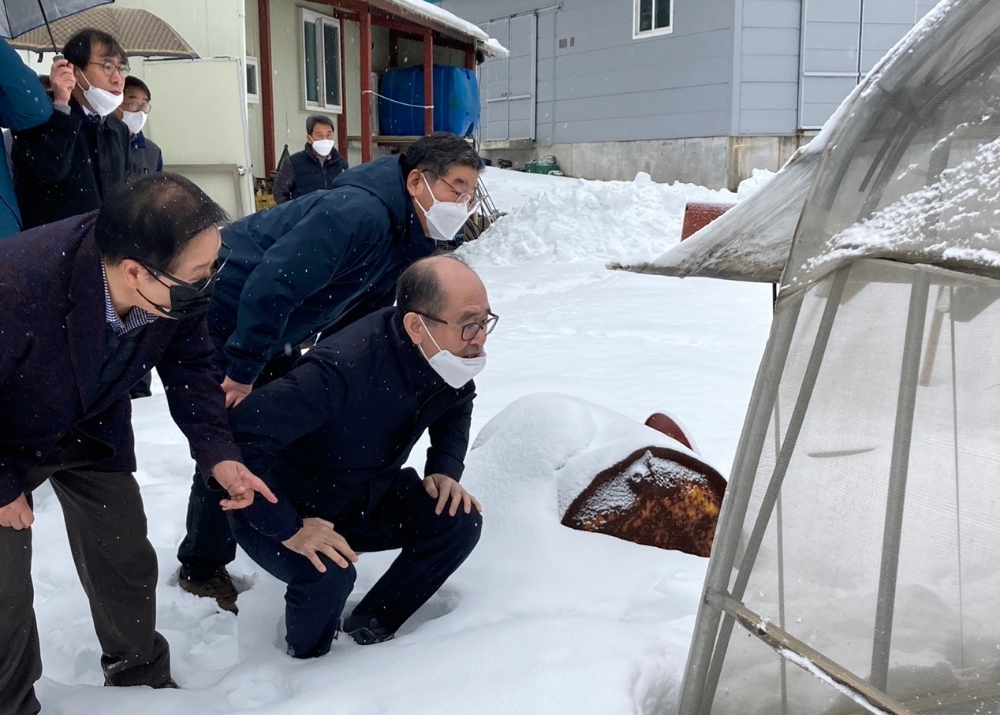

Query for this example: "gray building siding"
[440,0,737,144]
[736,0,801,135]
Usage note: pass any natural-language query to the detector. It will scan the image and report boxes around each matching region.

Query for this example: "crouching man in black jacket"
[228,255,495,657]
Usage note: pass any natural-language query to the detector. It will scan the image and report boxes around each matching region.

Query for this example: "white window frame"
[633,0,674,39]
[245,56,260,104]
[300,8,343,114]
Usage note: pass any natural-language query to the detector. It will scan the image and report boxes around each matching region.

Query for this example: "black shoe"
[343,614,394,645]
[178,567,239,614]
[105,676,179,688]
[130,388,152,399]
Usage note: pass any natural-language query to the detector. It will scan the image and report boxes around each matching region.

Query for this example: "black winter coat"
[11,100,129,230]
[230,308,475,541]
[0,213,242,507]
[209,154,438,385]
[272,144,349,204]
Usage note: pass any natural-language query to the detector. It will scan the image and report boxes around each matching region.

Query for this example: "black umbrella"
[0,0,114,52]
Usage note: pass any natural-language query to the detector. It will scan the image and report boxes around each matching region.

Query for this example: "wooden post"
[338,19,348,159]
[258,0,276,173]
[423,28,434,135]
[465,46,475,70]
[360,6,373,162]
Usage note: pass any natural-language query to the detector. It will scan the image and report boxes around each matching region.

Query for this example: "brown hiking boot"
[179,567,239,614]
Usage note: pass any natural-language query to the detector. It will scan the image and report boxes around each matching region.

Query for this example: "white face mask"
[418,316,486,388]
[311,139,335,157]
[79,73,123,117]
[416,174,476,243]
[122,110,147,135]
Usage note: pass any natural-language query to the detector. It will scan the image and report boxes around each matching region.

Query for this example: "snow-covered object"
[800,132,1000,284]
[471,394,726,557]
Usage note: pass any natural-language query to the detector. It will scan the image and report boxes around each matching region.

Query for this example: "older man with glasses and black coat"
[11,29,131,230]
[227,254,493,658]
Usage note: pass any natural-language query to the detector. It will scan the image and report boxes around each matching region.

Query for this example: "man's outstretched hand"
[212,460,278,510]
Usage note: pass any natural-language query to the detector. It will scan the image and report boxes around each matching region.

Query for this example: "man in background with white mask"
[226,254,489,656]
[11,29,130,230]
[115,76,162,177]
[175,132,483,612]
[272,114,349,204]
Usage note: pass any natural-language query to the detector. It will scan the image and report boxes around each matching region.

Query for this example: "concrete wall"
[441,0,738,144]
[482,132,809,190]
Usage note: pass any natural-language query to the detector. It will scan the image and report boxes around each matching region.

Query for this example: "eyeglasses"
[418,311,499,341]
[122,99,151,113]
[134,242,230,293]
[89,61,130,78]
[425,171,480,213]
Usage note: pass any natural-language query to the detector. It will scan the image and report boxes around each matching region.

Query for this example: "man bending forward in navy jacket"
[228,255,493,657]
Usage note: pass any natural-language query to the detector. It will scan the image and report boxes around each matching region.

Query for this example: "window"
[246,56,260,104]
[634,0,673,38]
[301,9,342,113]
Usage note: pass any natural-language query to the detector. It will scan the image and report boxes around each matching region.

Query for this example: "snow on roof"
[385,0,510,58]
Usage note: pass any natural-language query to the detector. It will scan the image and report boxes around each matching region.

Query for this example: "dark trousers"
[130,370,153,397]
[0,463,171,715]
[229,470,482,659]
[177,348,301,582]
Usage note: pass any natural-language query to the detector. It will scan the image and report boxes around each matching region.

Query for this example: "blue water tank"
[378,65,481,137]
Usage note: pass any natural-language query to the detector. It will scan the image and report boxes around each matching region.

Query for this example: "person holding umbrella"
[11,27,130,229]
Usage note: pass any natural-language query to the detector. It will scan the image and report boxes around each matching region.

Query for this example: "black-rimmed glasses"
[419,311,499,341]
[135,242,230,294]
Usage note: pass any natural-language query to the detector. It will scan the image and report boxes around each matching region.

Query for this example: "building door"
[799,0,927,129]
[143,57,256,218]
[482,13,536,142]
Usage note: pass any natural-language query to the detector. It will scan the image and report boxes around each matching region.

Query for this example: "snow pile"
[461,171,733,266]
[736,168,776,200]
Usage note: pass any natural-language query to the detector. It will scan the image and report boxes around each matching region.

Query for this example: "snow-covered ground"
[28,167,775,714]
